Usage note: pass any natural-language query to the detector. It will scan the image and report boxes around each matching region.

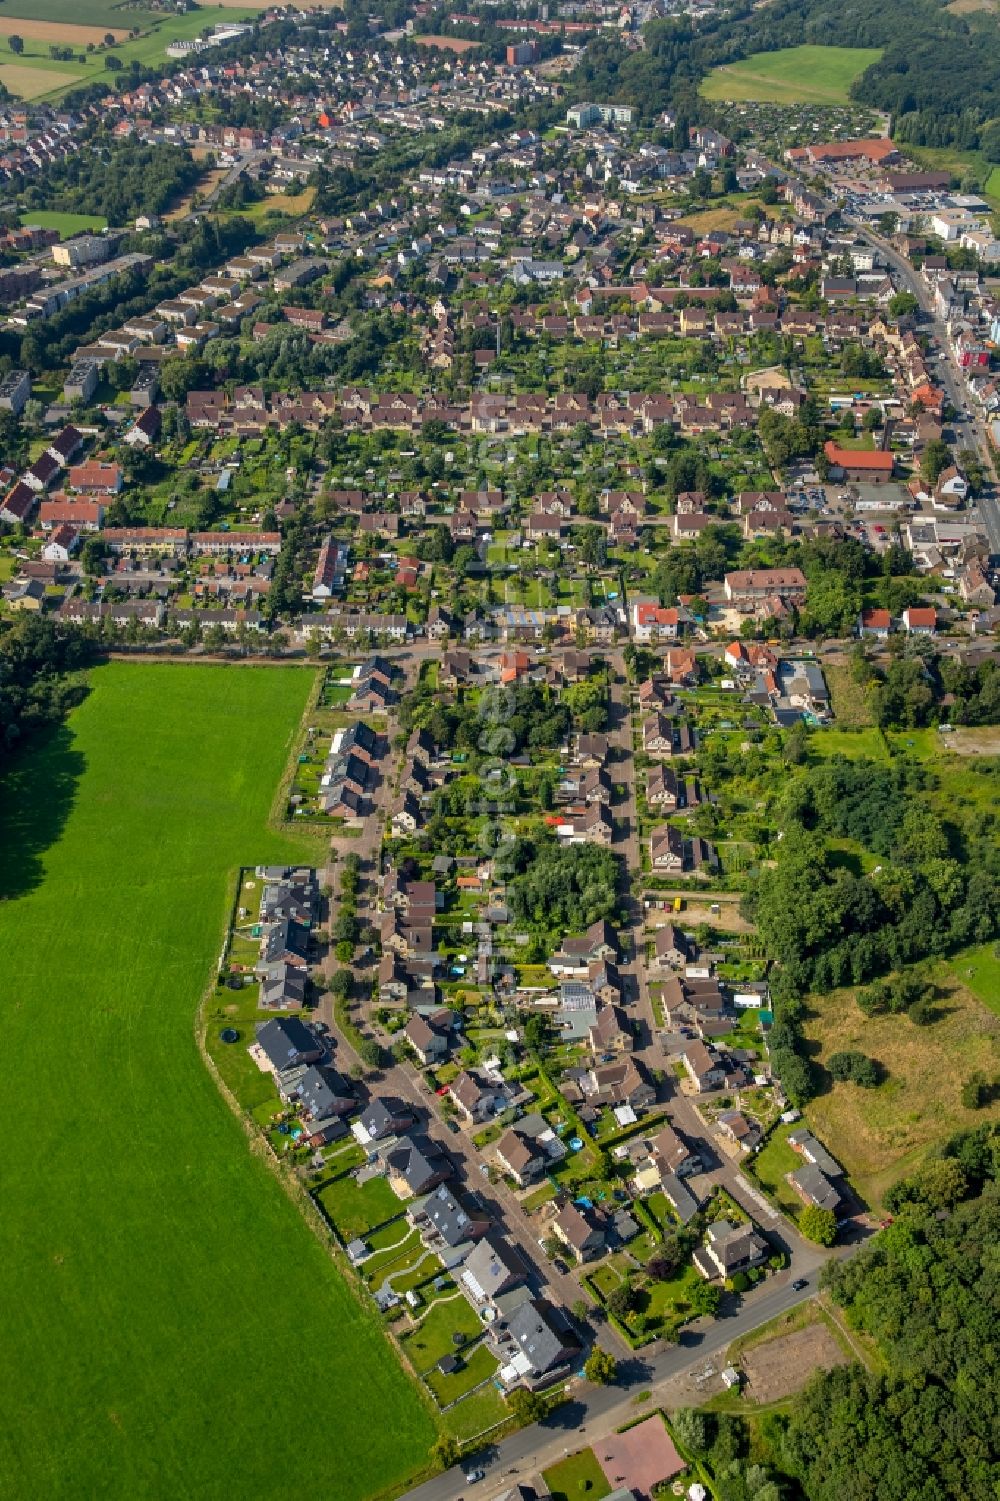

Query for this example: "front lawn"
[542,1448,612,1501]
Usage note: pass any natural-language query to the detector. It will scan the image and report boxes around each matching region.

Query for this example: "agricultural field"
[0,16,127,43]
[0,663,435,1501]
[0,0,158,24]
[700,45,883,106]
[0,61,81,98]
[0,6,255,98]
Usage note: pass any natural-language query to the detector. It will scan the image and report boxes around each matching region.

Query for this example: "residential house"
[460,1234,528,1311]
[693,1219,769,1280]
[553,1201,606,1263]
[449,1069,508,1124]
[498,1299,579,1385]
[253,1016,322,1074]
[383,1135,452,1199]
[653,923,693,970]
[404,1012,450,1065]
[681,1042,726,1093]
[353,1096,417,1147]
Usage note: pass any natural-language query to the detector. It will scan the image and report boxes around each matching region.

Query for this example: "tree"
[583,1348,618,1385]
[672,1407,711,1455]
[800,1204,837,1246]
[357,1038,382,1070]
[888,290,919,319]
[828,1050,881,1087]
[507,1386,546,1424]
[689,1280,720,1316]
[8,34,23,53]
[960,1072,993,1109]
[606,1281,638,1321]
[921,439,952,487]
[328,969,352,1001]
[104,54,122,70]
[432,1437,459,1471]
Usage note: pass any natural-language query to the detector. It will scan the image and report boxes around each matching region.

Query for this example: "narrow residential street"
[313,645,866,1495]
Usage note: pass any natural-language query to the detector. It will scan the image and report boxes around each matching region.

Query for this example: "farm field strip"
[700,45,883,105]
[0,17,128,42]
[0,663,434,1501]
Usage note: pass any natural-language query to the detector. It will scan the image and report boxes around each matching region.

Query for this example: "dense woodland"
[786,1174,1000,1500]
[17,143,200,225]
[568,0,1000,154]
[507,838,620,935]
[744,755,1000,1104]
[0,617,93,761]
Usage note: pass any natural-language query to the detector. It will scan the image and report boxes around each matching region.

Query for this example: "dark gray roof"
[419,1185,475,1246]
[255,1016,319,1071]
[359,1096,414,1138]
[507,1298,576,1375]
[296,1064,353,1121]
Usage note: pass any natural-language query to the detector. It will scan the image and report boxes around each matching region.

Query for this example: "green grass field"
[949,941,1000,1019]
[19,210,108,236]
[0,663,434,1500]
[700,45,883,105]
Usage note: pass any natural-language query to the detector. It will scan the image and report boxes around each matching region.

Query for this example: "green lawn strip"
[315,1171,403,1242]
[699,45,882,105]
[361,1228,423,1286]
[424,1342,499,1405]
[0,0,158,21]
[18,210,108,236]
[400,1296,485,1375]
[0,663,435,1500]
[440,1384,511,1442]
[542,1448,612,1501]
[747,1121,804,1220]
[385,1250,443,1298]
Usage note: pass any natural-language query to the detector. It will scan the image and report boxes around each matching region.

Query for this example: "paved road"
[853,223,1000,558]
[318,653,869,1498]
[401,1273,833,1501]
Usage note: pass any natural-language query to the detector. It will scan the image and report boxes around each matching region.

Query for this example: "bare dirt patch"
[413,33,479,51]
[937,725,1000,756]
[0,16,127,42]
[0,62,81,97]
[646,898,752,933]
[741,1322,848,1402]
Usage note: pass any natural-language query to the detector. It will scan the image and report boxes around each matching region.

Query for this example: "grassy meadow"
[0,663,434,1500]
[19,209,108,237]
[700,45,883,106]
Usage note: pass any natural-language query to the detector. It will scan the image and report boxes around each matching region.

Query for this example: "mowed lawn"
[0,664,435,1501]
[700,45,883,105]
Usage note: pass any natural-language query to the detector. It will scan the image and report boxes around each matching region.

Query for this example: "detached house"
[681,1042,726,1093]
[404,1012,451,1065]
[553,1201,606,1263]
[694,1219,769,1280]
